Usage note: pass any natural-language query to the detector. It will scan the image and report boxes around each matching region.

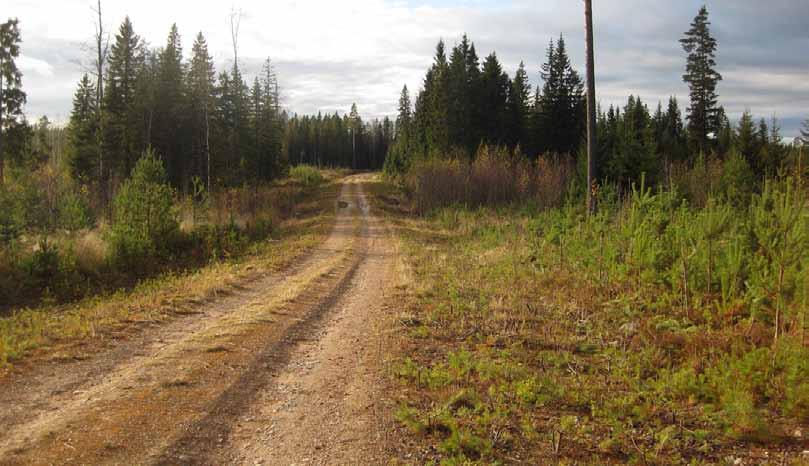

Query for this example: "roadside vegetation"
[373,7,809,461]
[375,147,807,464]
[0,157,340,366]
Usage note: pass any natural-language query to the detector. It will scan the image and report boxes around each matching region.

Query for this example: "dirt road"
[0,175,399,465]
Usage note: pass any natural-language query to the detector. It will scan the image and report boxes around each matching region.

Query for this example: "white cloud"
[17,55,54,77]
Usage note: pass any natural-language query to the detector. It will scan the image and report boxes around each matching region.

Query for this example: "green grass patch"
[370,176,809,465]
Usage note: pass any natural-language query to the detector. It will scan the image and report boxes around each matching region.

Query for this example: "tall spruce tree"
[384,85,413,174]
[187,32,216,190]
[67,74,100,183]
[153,24,187,188]
[507,61,531,149]
[446,35,481,154]
[680,6,722,155]
[103,16,144,181]
[259,58,282,180]
[0,18,25,183]
[413,40,450,158]
[396,85,413,138]
[534,35,584,156]
[479,52,510,146]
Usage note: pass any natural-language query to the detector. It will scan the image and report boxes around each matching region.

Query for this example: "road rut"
[0,175,397,465]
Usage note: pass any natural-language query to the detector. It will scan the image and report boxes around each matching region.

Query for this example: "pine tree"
[103,16,144,181]
[800,119,809,145]
[0,18,25,183]
[349,103,360,168]
[67,74,100,183]
[680,6,722,155]
[534,35,584,156]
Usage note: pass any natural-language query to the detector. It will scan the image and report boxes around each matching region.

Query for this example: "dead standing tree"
[90,0,110,207]
[584,0,597,214]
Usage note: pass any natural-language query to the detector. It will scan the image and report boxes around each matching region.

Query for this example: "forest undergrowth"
[374,150,809,465]
[0,163,340,367]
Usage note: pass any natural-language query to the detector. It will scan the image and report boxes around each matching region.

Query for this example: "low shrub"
[23,238,60,288]
[405,145,574,214]
[289,165,324,186]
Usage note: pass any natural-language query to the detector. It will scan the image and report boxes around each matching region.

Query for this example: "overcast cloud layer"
[7,0,809,138]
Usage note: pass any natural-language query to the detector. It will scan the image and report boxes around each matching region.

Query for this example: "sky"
[7,0,809,138]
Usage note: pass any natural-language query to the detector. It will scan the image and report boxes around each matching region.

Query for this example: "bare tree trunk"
[93,0,108,208]
[230,8,241,73]
[0,65,4,185]
[584,0,597,214]
[94,0,105,108]
[205,103,211,193]
[230,8,242,184]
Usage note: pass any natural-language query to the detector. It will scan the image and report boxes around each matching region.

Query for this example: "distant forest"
[0,14,392,209]
[385,7,805,190]
[0,5,807,209]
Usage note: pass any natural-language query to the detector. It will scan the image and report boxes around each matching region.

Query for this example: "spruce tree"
[479,53,510,146]
[662,97,687,163]
[248,77,263,181]
[397,85,413,138]
[103,16,144,180]
[259,58,282,180]
[760,116,784,177]
[67,74,100,183]
[412,40,450,158]
[735,110,756,165]
[507,61,531,149]
[680,6,722,155]
[134,50,159,159]
[715,106,732,156]
[215,67,250,183]
[153,24,187,188]
[384,85,413,175]
[534,36,584,156]
[446,35,480,154]
[0,18,25,183]
[187,32,216,190]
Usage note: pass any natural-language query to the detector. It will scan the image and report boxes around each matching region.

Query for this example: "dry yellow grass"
[0,181,339,369]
